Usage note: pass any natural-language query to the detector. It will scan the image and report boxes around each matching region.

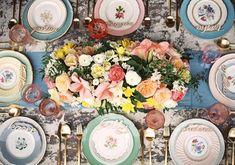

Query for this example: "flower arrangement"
[42,39,191,114]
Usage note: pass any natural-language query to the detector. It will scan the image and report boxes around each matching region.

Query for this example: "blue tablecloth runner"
[15,51,218,109]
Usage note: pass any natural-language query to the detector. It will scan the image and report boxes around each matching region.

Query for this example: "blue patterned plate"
[0,117,46,165]
[180,0,234,39]
[22,0,73,41]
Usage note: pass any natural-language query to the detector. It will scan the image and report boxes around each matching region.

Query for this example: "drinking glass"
[145,110,165,130]
[207,103,230,125]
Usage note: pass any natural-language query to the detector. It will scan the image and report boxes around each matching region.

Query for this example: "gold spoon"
[216,38,235,49]
[8,0,18,29]
[57,122,62,165]
[145,128,155,165]
[84,0,92,27]
[144,0,151,28]
[73,0,80,29]
[0,107,22,117]
[165,0,175,28]
[60,123,71,165]
[228,128,235,165]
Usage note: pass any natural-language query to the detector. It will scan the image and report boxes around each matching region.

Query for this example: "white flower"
[151,69,161,81]
[93,53,106,64]
[92,79,100,86]
[112,57,119,63]
[173,80,186,91]
[125,70,142,86]
[164,99,178,108]
[79,54,93,66]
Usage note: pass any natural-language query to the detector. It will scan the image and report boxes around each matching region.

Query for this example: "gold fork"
[76,124,83,165]
[163,126,170,165]
[145,128,155,165]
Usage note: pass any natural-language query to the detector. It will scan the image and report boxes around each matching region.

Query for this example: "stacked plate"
[82,113,140,164]
[180,0,234,39]
[169,119,224,165]
[209,53,235,108]
[22,0,73,41]
[94,0,145,36]
[0,50,33,103]
[0,117,46,165]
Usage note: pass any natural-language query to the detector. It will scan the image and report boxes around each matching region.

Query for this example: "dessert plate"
[0,51,33,103]
[94,0,145,36]
[180,0,234,39]
[23,0,73,41]
[209,53,235,108]
[169,119,224,165]
[82,113,140,164]
[0,117,46,165]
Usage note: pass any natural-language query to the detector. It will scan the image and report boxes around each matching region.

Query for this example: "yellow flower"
[121,38,134,48]
[179,69,191,83]
[116,47,126,56]
[82,101,90,108]
[54,48,65,59]
[103,61,111,71]
[146,98,157,107]
[136,101,144,109]
[121,100,135,113]
[63,42,74,54]
[48,88,61,105]
[123,87,135,98]
[91,64,105,78]
[55,73,71,93]
[64,54,77,67]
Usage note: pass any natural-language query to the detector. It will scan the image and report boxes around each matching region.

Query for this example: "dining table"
[1,0,235,165]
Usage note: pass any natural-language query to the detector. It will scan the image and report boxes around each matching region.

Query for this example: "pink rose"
[171,90,186,102]
[108,65,125,81]
[44,76,55,89]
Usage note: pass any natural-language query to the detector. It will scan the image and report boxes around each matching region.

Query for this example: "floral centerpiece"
[42,39,191,114]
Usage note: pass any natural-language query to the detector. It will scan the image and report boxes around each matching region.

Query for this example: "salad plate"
[180,0,234,39]
[0,117,46,165]
[23,0,73,41]
[0,51,33,103]
[94,0,145,36]
[169,119,224,165]
[82,113,140,165]
[209,53,235,108]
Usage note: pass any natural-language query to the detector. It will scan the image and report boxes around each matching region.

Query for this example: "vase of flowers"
[42,39,191,114]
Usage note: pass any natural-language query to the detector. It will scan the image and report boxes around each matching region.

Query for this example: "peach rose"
[59,91,73,103]
[55,73,71,93]
[171,57,184,70]
[136,79,159,98]
[82,46,95,55]
[64,54,78,67]
[108,65,125,81]
[153,87,172,104]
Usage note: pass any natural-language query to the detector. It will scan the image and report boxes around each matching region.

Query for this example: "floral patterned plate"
[23,0,73,41]
[169,119,224,165]
[209,53,235,108]
[0,51,33,103]
[180,0,234,39]
[0,117,46,165]
[82,113,140,165]
[94,0,145,36]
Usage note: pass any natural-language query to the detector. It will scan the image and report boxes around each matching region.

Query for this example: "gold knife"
[139,127,145,165]
[57,123,62,165]
[176,0,180,31]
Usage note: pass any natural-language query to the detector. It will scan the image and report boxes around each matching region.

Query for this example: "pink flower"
[94,81,117,101]
[44,76,55,89]
[108,65,125,81]
[69,73,93,100]
[171,90,186,102]
[153,87,172,103]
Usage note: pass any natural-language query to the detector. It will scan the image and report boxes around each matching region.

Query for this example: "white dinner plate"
[209,53,235,108]
[27,0,67,34]
[0,117,46,165]
[169,119,224,165]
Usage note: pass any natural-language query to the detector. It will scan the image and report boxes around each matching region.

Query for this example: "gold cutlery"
[0,107,22,117]
[73,0,80,29]
[165,0,175,28]
[139,127,145,165]
[57,122,62,165]
[163,126,170,165]
[175,0,180,31]
[145,128,155,165]
[143,0,151,28]
[228,128,235,165]
[61,123,71,165]
[84,0,92,27]
[8,0,18,29]
[76,124,83,165]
